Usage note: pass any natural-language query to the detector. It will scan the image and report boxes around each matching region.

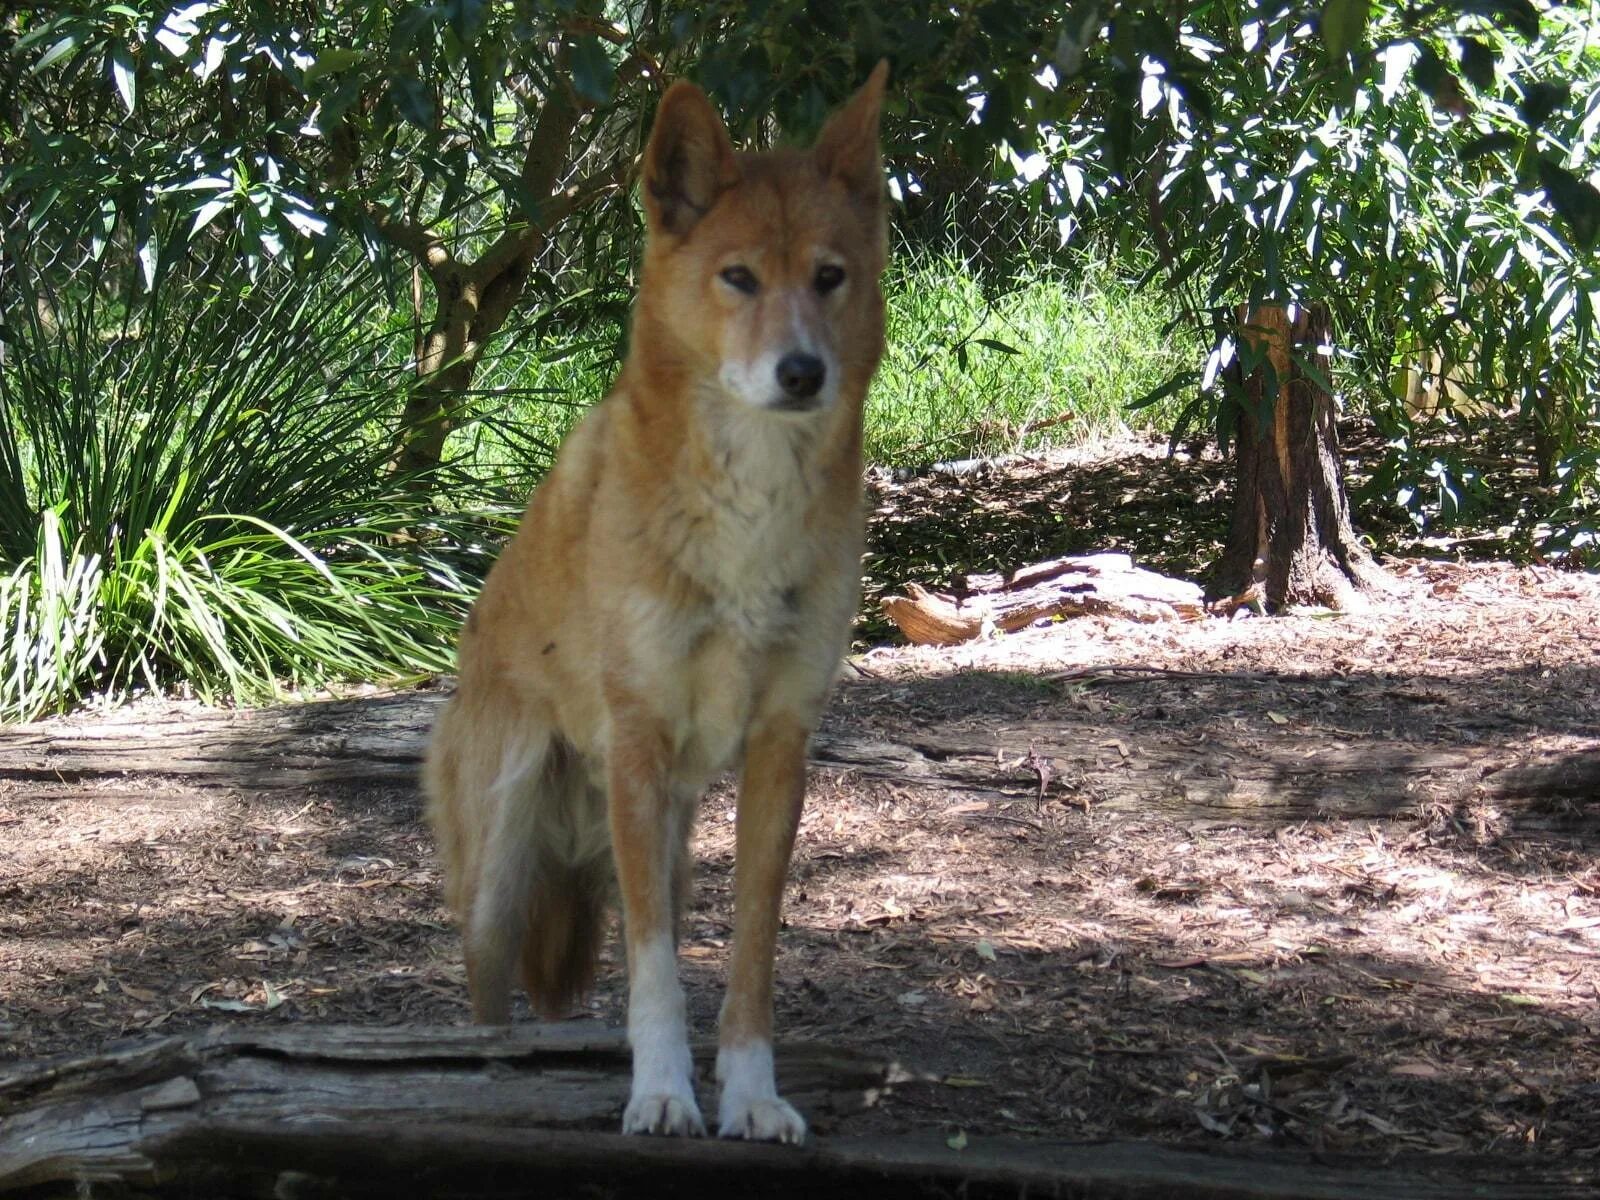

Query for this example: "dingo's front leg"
[609,714,704,1137]
[717,715,809,1143]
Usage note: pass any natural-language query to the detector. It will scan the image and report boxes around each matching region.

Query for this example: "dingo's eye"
[720,265,759,294]
[815,264,846,294]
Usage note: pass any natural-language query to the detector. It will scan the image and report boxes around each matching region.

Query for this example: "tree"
[1032,0,1599,603]
[1,2,1065,479]
[1216,302,1388,609]
[4,0,1596,583]
[8,4,657,478]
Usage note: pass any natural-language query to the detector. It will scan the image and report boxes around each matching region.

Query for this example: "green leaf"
[32,35,81,72]
[1320,0,1369,65]
[446,0,489,43]
[303,48,365,85]
[191,196,234,236]
[569,36,615,106]
[138,232,159,290]
[25,186,60,231]
[1458,131,1518,161]
[1129,368,1199,412]
[1538,159,1600,250]
[1476,0,1540,40]
[391,75,435,128]
[1105,88,1134,174]
[1412,46,1448,101]
[110,43,137,114]
[391,5,434,56]
[975,337,1021,355]
[1063,162,1086,207]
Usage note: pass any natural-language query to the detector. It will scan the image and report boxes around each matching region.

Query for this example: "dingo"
[424,63,889,1143]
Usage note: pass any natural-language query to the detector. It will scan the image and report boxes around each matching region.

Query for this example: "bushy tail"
[520,861,608,1018]
[427,692,616,1021]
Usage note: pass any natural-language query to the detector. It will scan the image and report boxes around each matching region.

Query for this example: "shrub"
[0,250,503,720]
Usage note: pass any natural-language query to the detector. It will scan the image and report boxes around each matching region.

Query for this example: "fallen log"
[2,692,1596,830]
[1,1024,1592,1199]
[881,553,1204,645]
[0,1024,892,1196]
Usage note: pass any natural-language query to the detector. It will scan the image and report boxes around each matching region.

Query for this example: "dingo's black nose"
[776,352,825,401]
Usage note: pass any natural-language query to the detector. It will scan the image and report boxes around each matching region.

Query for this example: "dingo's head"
[636,63,889,416]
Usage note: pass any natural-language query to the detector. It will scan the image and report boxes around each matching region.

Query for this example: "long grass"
[0,249,502,721]
[448,248,1196,476]
[869,250,1197,465]
[441,294,624,486]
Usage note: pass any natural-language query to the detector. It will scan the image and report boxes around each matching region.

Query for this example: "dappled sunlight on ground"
[2,447,1596,1166]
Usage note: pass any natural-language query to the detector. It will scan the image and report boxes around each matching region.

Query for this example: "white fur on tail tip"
[716,1041,807,1143]
[623,933,704,1136]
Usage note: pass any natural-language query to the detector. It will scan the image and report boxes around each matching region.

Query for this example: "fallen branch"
[1045,664,1283,683]
[881,553,1204,646]
[0,1024,891,1195]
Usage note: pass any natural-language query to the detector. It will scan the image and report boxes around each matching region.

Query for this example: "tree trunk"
[384,84,585,481]
[390,250,537,479]
[1210,303,1387,611]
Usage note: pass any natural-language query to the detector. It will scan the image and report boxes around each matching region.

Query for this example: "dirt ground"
[2,440,1598,1172]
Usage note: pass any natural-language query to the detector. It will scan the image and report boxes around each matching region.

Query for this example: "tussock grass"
[0,239,1193,718]
[0,253,500,721]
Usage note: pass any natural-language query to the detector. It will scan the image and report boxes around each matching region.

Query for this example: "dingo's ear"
[644,82,741,237]
[813,60,889,207]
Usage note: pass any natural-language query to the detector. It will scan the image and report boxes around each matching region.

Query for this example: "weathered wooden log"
[0,691,442,789]
[0,1024,893,1196]
[1,692,1596,828]
[1,1024,1592,1199]
[881,553,1205,646]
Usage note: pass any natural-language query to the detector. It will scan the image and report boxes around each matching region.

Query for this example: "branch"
[472,151,638,290]
[616,48,662,93]
[562,15,630,46]
[559,17,664,95]
[574,21,662,89]
[358,199,456,280]
[544,152,640,228]
[458,60,583,279]
[520,71,580,200]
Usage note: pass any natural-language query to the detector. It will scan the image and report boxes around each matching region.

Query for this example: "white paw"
[718,1092,807,1143]
[622,1089,706,1137]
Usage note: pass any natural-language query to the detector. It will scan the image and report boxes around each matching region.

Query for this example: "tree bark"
[390,260,528,479]
[1210,303,1387,611]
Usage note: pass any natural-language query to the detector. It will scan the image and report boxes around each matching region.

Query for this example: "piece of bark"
[881,553,1205,645]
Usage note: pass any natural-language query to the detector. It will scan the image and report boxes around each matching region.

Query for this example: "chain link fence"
[893,166,1072,288]
[525,116,1074,308]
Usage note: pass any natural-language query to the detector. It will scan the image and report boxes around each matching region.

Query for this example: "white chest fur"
[678,405,821,645]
